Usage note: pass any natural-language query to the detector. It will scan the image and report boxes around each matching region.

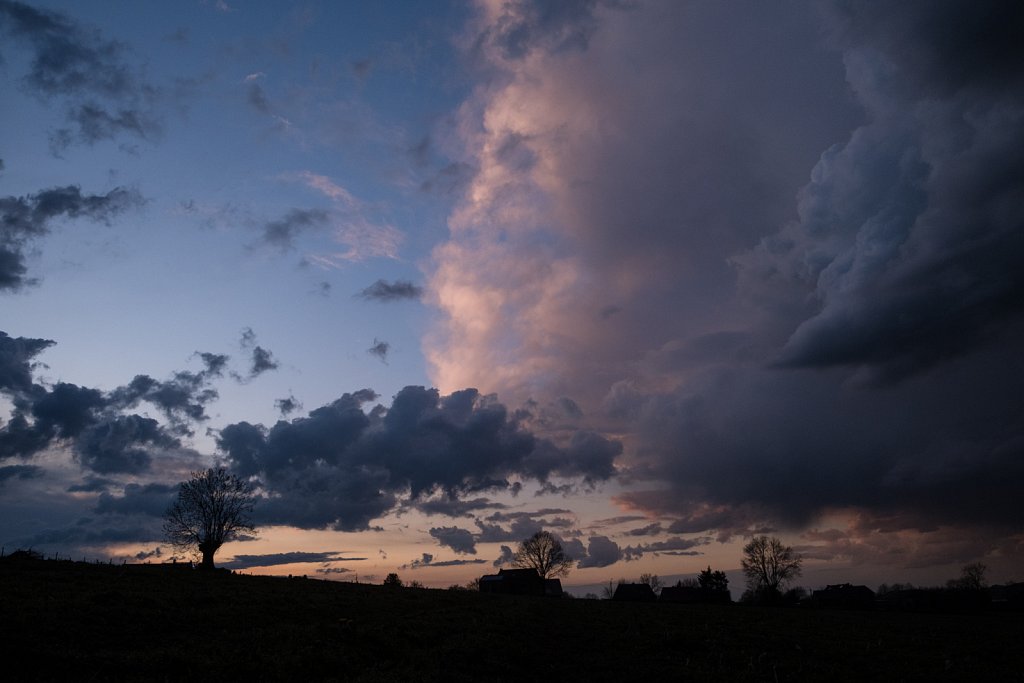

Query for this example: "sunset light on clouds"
[2,0,1022,593]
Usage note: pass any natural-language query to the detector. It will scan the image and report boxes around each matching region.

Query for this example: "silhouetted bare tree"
[164,468,255,570]
[639,573,662,594]
[949,562,988,590]
[513,530,574,579]
[741,535,802,598]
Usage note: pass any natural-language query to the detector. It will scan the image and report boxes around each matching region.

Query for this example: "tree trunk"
[200,547,215,570]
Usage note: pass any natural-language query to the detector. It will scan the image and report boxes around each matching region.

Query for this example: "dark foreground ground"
[1,557,1022,681]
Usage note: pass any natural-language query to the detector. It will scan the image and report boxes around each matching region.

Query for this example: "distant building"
[612,583,657,602]
[478,568,562,597]
[811,584,875,609]
[989,583,1024,610]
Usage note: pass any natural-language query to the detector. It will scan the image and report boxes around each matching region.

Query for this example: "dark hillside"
[1,557,1021,681]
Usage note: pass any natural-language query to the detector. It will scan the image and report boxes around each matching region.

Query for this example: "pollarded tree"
[740,535,802,597]
[513,530,574,579]
[164,467,256,570]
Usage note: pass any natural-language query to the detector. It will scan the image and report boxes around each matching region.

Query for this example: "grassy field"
[1,557,1021,681]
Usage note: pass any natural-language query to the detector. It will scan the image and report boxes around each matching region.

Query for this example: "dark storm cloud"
[259,208,329,250]
[0,0,160,150]
[413,497,506,518]
[75,415,178,474]
[0,186,143,290]
[597,0,1024,552]
[20,521,159,547]
[358,279,423,302]
[367,338,389,364]
[737,0,1024,382]
[575,535,621,568]
[221,551,366,570]
[2,334,222,474]
[0,464,43,484]
[94,482,176,516]
[218,387,618,531]
[429,526,477,554]
[0,331,54,394]
[473,509,574,543]
[108,370,219,433]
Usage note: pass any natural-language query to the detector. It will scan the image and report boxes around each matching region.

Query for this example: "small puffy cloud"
[275,394,301,416]
[576,535,622,568]
[367,338,390,364]
[358,279,423,302]
[493,544,514,567]
[429,526,477,555]
[259,208,329,251]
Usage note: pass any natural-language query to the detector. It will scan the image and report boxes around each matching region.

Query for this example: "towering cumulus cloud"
[429,0,1024,565]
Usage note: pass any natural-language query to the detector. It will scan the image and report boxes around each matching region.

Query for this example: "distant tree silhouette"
[698,566,729,594]
[948,562,988,590]
[741,536,802,600]
[603,578,626,599]
[639,573,662,595]
[383,572,403,587]
[512,530,574,579]
[163,468,255,570]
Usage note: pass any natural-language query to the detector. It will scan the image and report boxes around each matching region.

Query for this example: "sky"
[2,0,1022,593]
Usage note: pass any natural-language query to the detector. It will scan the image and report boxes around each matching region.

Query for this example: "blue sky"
[3,0,1023,592]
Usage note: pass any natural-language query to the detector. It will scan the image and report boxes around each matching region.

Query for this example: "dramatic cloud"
[358,279,423,302]
[218,387,618,531]
[0,0,160,151]
[424,0,1024,570]
[0,186,143,290]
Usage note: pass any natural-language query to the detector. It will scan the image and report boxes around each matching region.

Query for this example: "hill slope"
[1,557,1021,681]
